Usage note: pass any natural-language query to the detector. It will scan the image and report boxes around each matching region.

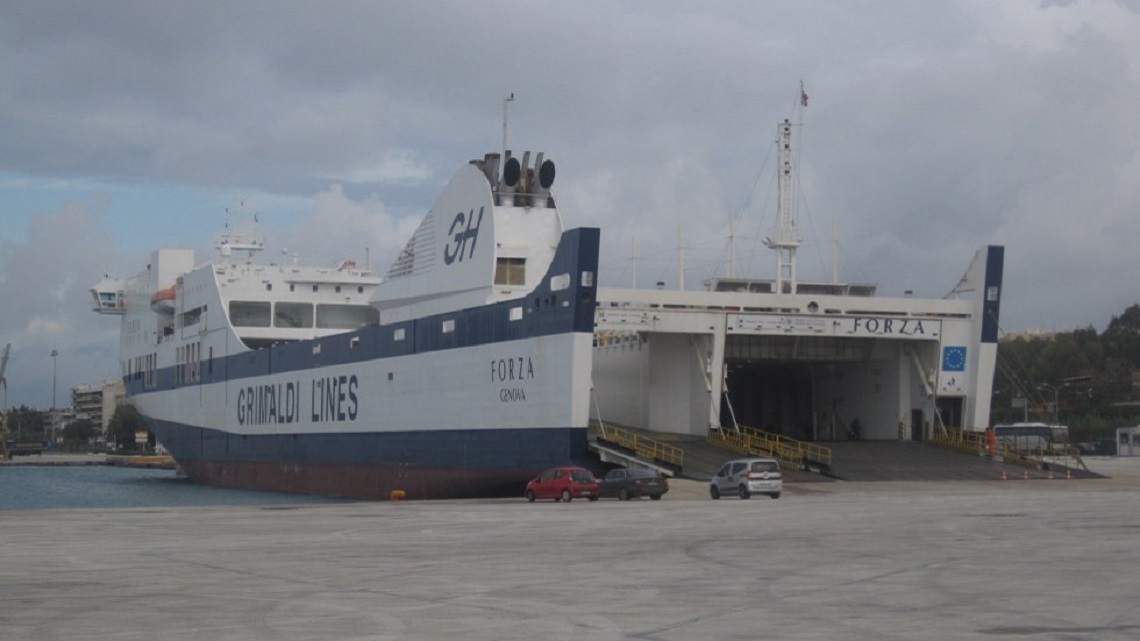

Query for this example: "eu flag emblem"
[942,346,966,372]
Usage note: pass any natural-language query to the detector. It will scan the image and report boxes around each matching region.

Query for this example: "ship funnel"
[499,153,520,205]
[516,151,531,205]
[530,153,555,207]
[476,152,501,187]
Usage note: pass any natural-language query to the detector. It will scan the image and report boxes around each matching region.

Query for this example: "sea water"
[0,464,351,511]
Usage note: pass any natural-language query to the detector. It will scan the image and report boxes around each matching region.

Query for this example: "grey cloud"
[2,1,1139,406]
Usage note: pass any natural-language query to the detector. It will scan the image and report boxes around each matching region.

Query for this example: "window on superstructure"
[182,306,202,328]
[316,304,379,329]
[312,285,318,293]
[144,353,156,390]
[229,301,272,327]
[495,257,526,286]
[335,285,341,293]
[189,341,200,383]
[274,302,314,328]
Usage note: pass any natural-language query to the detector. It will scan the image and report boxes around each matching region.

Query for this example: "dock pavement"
[2,456,1140,640]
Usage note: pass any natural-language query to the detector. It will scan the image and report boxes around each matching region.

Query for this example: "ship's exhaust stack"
[530,152,554,207]
[499,152,520,205]
[475,152,501,188]
[515,151,531,206]
[491,150,555,208]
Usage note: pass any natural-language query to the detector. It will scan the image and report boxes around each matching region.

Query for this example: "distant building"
[43,408,73,445]
[71,380,126,437]
[1000,328,1058,342]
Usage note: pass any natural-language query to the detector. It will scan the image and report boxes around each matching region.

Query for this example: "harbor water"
[0,460,351,510]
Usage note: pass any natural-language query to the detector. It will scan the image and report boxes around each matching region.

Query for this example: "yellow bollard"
[390,490,406,501]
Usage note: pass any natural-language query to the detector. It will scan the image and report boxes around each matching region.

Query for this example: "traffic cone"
[1001,470,1007,481]
[1066,469,1072,480]
[1023,470,1029,481]
[1048,470,1054,480]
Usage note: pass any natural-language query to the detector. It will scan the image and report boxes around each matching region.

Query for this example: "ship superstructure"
[591,119,1003,444]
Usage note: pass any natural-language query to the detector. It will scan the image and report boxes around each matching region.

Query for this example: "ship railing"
[928,428,990,457]
[707,426,832,472]
[595,424,684,472]
[928,429,1089,472]
[999,443,1088,472]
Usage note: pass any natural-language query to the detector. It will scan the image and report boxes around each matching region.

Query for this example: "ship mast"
[764,119,800,294]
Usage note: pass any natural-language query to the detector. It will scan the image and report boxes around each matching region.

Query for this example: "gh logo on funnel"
[444,207,484,265]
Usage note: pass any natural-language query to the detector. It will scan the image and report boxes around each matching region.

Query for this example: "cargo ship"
[91,150,599,499]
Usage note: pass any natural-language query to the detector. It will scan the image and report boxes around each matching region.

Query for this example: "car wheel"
[650,494,662,501]
[739,485,751,499]
[561,489,572,503]
[618,488,630,501]
[770,492,781,500]
[525,490,536,503]
[710,485,720,500]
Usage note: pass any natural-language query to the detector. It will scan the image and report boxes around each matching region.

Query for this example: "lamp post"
[1012,395,1028,422]
[51,349,58,411]
[51,348,58,445]
[1038,382,1069,425]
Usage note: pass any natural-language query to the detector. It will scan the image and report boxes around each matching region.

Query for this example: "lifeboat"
[150,287,177,315]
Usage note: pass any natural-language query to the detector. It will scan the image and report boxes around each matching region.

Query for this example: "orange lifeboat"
[150,287,177,314]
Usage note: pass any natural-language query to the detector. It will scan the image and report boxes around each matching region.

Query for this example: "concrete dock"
[3,462,1140,640]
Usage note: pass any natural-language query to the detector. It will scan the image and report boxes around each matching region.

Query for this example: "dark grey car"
[598,468,669,500]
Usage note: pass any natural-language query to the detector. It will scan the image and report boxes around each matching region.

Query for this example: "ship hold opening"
[722,334,876,442]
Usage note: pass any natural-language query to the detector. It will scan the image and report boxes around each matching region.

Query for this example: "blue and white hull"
[93,151,600,499]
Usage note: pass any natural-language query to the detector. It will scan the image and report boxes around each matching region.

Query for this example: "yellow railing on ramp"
[707,426,832,471]
[928,429,1088,472]
[595,425,684,470]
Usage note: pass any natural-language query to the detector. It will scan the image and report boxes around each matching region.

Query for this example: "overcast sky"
[2,0,1139,410]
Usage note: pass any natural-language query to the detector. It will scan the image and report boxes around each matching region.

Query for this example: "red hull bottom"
[179,460,535,500]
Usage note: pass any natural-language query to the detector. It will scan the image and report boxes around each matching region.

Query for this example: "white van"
[710,458,782,500]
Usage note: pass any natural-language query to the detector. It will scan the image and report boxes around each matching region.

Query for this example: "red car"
[525,466,600,502]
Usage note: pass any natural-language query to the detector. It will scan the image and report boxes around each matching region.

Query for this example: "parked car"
[709,457,782,499]
[598,467,669,501]
[525,466,600,502]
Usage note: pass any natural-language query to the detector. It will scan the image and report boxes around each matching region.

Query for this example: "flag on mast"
[800,82,809,107]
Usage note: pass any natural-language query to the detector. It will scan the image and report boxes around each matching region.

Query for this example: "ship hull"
[98,152,600,501]
[125,226,601,499]
[151,422,588,499]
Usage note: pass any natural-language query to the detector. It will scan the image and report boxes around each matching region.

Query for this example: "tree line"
[3,403,153,451]
[993,303,1140,441]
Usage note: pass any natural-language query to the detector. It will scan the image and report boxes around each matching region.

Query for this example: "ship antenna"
[502,92,515,159]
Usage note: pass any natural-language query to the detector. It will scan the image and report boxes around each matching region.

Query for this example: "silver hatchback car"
[709,457,782,499]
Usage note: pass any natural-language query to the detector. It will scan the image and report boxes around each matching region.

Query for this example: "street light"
[51,349,58,408]
[1038,382,1070,425]
[51,348,58,445]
